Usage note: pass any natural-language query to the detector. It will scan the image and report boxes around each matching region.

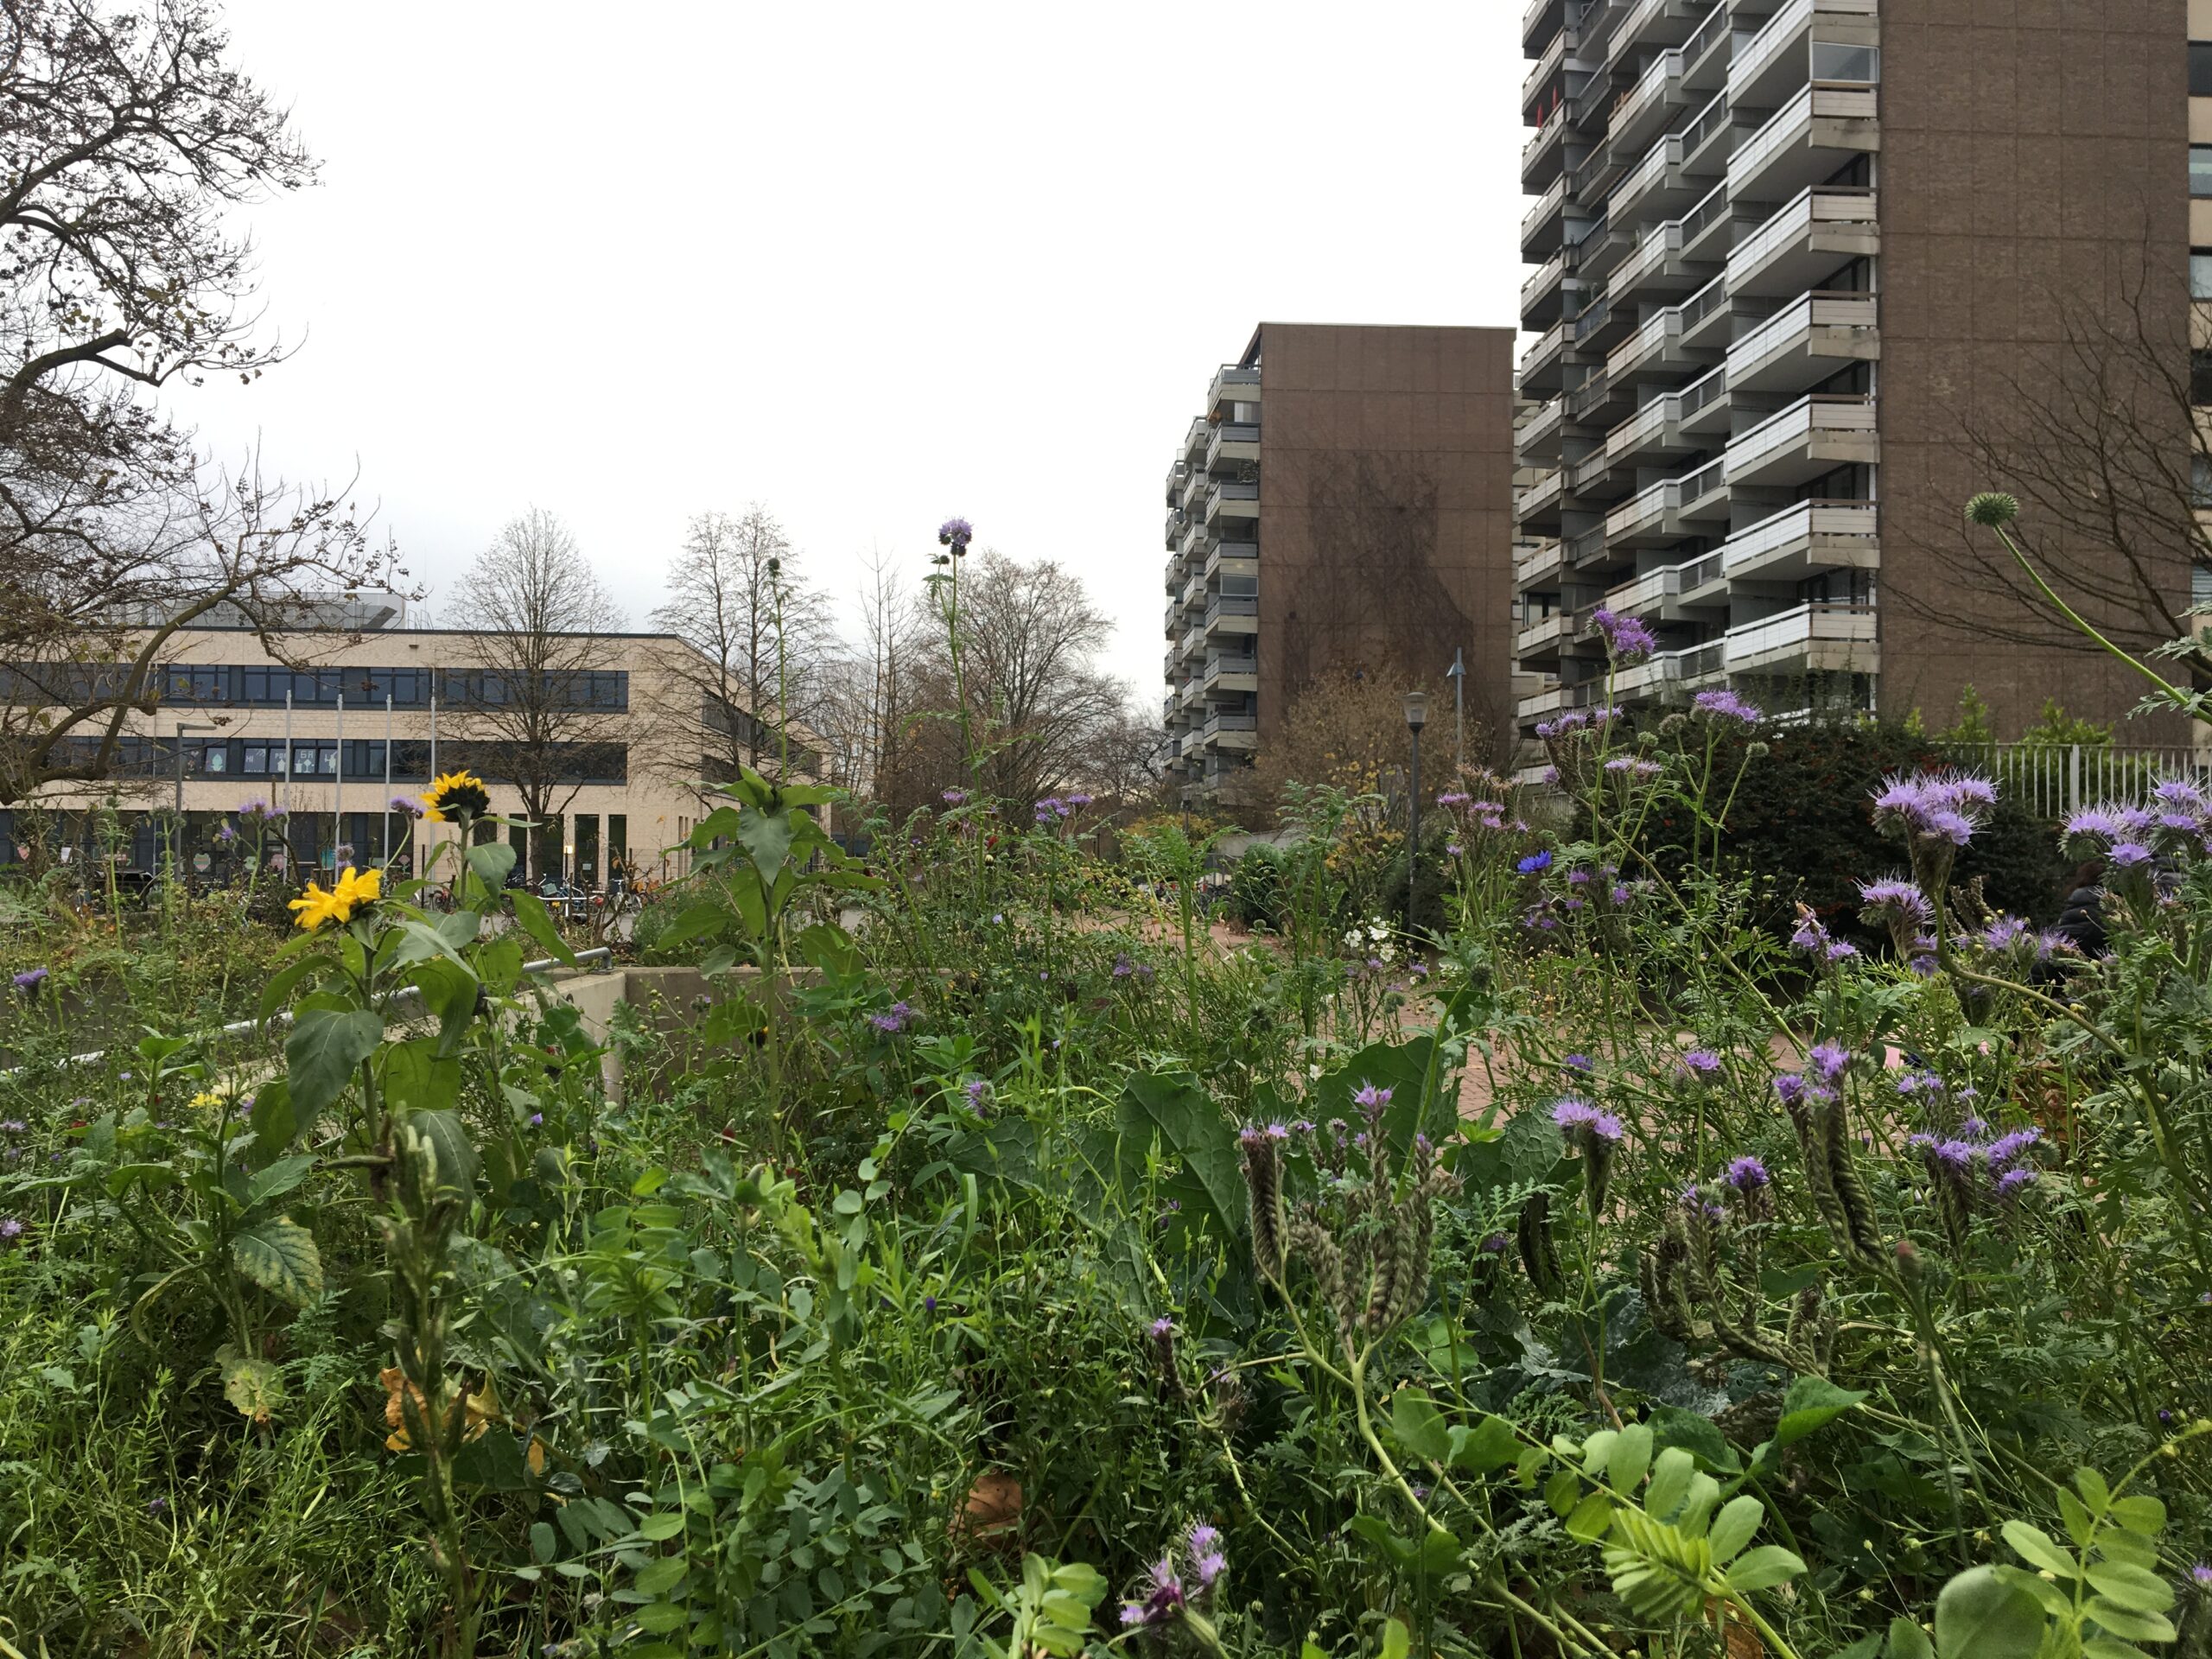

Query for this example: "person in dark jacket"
[2052,857,2107,960]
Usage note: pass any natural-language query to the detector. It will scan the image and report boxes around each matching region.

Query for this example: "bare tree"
[0,0,406,804]
[645,507,836,779]
[1897,256,2202,691]
[878,547,1133,817]
[443,509,626,879]
[1249,664,1440,830]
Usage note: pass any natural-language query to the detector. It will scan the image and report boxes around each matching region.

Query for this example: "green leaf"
[2083,1561,2177,1612]
[637,1512,687,1541]
[1608,1423,1653,1494]
[2082,1640,2153,1659]
[1643,1446,1694,1519]
[633,1556,687,1596]
[1934,1567,2047,1659]
[2083,1600,2176,1644]
[229,1217,321,1305]
[531,1522,557,1563]
[466,839,516,896]
[214,1343,286,1423]
[2058,1489,2097,1548]
[631,1601,690,1634]
[1545,1467,1580,1517]
[2073,1466,2112,1513]
[1344,1515,1416,1570]
[400,1109,479,1197]
[1648,1404,1742,1474]
[2001,1521,2079,1578]
[1830,1637,1882,1659]
[257,955,320,1023]
[380,1036,462,1116]
[1707,1495,1764,1564]
[1565,1491,1613,1542]
[284,1007,384,1122]
[1380,1618,1410,1659]
[508,889,576,967]
[2105,1494,2165,1536]
[1773,1375,1867,1447]
[1391,1391,1452,1464]
[245,1155,315,1210]
[1887,1617,1935,1659]
[1113,1072,1247,1253]
[1723,1546,1806,1592]
[1448,1414,1522,1475]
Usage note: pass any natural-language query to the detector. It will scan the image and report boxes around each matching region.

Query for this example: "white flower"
[1343,928,1363,948]
[1307,1062,1323,1080]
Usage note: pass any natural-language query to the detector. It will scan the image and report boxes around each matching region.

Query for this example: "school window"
[2192,145,2212,197]
[2192,41,2212,96]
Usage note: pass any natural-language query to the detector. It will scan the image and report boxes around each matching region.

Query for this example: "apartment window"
[2193,350,2212,406]
[1810,41,1879,83]
[2193,454,2212,508]
[2194,251,2212,301]
[2192,41,2212,96]
[2193,146,2212,197]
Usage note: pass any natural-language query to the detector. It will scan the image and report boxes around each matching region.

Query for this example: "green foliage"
[1939,683,1998,745]
[2018,696,2115,748]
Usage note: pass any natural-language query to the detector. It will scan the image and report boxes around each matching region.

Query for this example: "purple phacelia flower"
[1692,687,1763,727]
[868,1001,913,1034]
[1724,1155,1771,1192]
[937,517,974,550]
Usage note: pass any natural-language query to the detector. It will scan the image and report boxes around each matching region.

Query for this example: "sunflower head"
[422,771,491,823]
[288,881,343,931]
[288,867,385,931]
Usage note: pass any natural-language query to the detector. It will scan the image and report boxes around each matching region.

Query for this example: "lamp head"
[1402,690,1429,734]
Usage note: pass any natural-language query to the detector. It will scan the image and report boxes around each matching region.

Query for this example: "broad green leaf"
[230,1217,321,1305]
[1643,1446,1694,1518]
[637,1512,687,1541]
[2084,1600,2177,1644]
[531,1522,557,1563]
[1724,1546,1806,1592]
[465,839,516,895]
[104,1162,177,1197]
[1934,1567,2046,1659]
[1344,1514,1416,1569]
[633,1556,687,1596]
[2001,1521,2079,1578]
[1545,1467,1580,1517]
[2105,1494,2165,1536]
[631,1601,690,1634]
[1830,1637,1881,1659]
[1648,1405,1742,1474]
[1113,1072,1246,1253]
[1887,1617,1935,1659]
[1582,1428,1620,1479]
[380,1036,462,1116]
[1448,1414,1522,1475]
[285,1007,384,1121]
[2073,1467,2112,1512]
[2082,1640,2153,1659]
[401,1108,479,1198]
[245,1155,316,1210]
[215,1343,286,1424]
[257,955,320,1023]
[1391,1391,1452,1464]
[1707,1494,1764,1564]
[1773,1375,1867,1447]
[1380,1618,1410,1659]
[1609,1423,1653,1494]
[2057,1489,2096,1548]
[508,889,576,967]
[2084,1563,2174,1612]
[1565,1491,1613,1541]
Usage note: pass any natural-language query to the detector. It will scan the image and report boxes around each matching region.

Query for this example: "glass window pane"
[2192,146,2212,198]
[1811,41,1878,82]
[2194,251,2212,301]
[243,747,266,773]
[2193,41,2212,96]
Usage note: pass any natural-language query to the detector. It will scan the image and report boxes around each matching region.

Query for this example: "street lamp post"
[1403,690,1428,937]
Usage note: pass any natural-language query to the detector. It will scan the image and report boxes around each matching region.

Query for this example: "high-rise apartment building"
[1513,0,2188,747]
[1160,323,1517,805]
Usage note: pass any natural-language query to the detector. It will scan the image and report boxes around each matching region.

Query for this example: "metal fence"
[1950,743,2209,821]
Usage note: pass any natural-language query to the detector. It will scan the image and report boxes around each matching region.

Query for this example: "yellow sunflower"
[420,770,491,823]
[289,866,385,931]
[289,881,344,931]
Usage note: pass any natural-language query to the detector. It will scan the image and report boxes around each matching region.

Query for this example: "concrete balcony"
[1524,0,1567,53]
[1181,466,1209,510]
[1205,421,1262,473]
[1518,317,1573,396]
[1726,83,1880,203]
[1724,391,1878,485]
[1727,186,1879,297]
[1571,289,1634,355]
[1180,570,1205,608]
[1518,392,1570,462]
[1611,0,1703,65]
[1522,172,1572,261]
[1605,390,1702,468]
[1610,48,1689,154]
[1719,497,1879,582]
[1522,23,1571,117]
[1724,600,1878,675]
[1179,625,1206,661]
[1566,363,1634,429]
[1516,465,1569,531]
[1184,416,1210,461]
[1164,508,1189,551]
[1516,537,1567,590]
[1204,651,1258,695]
[1201,712,1260,751]
[1164,461,1191,509]
[1726,289,1878,393]
[1516,608,1580,664]
[1606,305,1698,385]
[1178,676,1207,712]
[1609,133,1699,227]
[1522,108,1570,191]
[1179,516,1207,561]
[1676,362,1733,437]
[1203,480,1260,525]
[1205,539,1259,582]
[1566,521,1620,574]
[1681,2,1734,91]
[1518,681,1571,721]
[1522,246,1577,330]
[1605,477,1691,546]
[1207,364,1261,415]
[1611,219,1712,306]
[1679,269,1761,351]
[1203,594,1260,637]
[1730,0,1878,111]
[1606,550,1726,621]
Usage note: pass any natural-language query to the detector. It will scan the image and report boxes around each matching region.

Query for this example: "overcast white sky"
[168,2,1529,699]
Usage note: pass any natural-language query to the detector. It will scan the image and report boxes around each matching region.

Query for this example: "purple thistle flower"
[868,1000,913,1034]
[1857,877,1932,931]
[389,795,424,818]
[1113,952,1135,978]
[1691,687,1764,727]
[1774,1075,1808,1107]
[525,1112,543,1128]
[1805,1041,1852,1084]
[1149,1316,1174,1340]
[1994,1166,2039,1199]
[1437,791,1471,808]
[2190,1563,2212,1588]
[1724,1155,1771,1192]
[2108,841,2155,869]
[1446,841,1465,856]
[1563,1053,1595,1073]
[1552,1097,1624,1143]
[1352,1082,1393,1112]
[937,516,974,550]
[1984,1127,2040,1166]
[1589,605,1658,663]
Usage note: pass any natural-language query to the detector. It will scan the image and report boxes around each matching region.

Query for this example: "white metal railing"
[1725,392,1875,475]
[1723,599,1876,664]
[1679,363,1728,418]
[1719,497,1878,572]
[1521,317,1571,378]
[1679,89,1733,160]
[1951,743,2212,821]
[1520,395,1567,448]
[1726,84,1878,193]
[1607,306,1683,378]
[1605,562,1688,613]
[1612,133,1685,215]
[1728,0,1814,96]
[1606,391,1683,459]
[1517,467,1567,515]
[1522,111,1565,170]
[1516,610,1578,654]
[1523,24,1568,102]
[1521,248,1569,310]
[1726,290,1877,375]
[1607,477,1685,537]
[1516,538,1567,585]
[1727,186,1878,283]
[1522,173,1568,244]
[1613,219,1687,295]
[1682,2,1731,66]
[1519,683,1570,719]
[1613,48,1685,136]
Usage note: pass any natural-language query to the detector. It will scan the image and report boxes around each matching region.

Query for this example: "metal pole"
[384,695,393,867]
[282,689,293,819]
[429,682,440,868]
[1451,647,1465,774]
[334,692,344,872]
[1408,723,1421,934]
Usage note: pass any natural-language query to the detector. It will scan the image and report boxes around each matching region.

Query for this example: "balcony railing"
[1606,477,1685,538]
[1564,367,1613,422]
[1607,306,1684,378]
[1516,537,1567,586]
[1521,247,1571,312]
[1726,83,1880,194]
[1726,185,1878,286]
[1522,173,1569,246]
[1724,600,1878,666]
[1725,391,1876,476]
[1681,2,1730,68]
[1719,497,1880,575]
[1204,480,1260,519]
[1205,652,1257,681]
[1204,594,1260,627]
[1567,524,1610,566]
[1611,48,1685,139]
[1207,364,1261,410]
[1611,219,1688,297]
[1516,467,1567,519]
[1522,23,1569,105]
[1729,0,1876,99]
[1606,391,1685,459]
[1205,422,1262,470]
[1726,289,1877,378]
[1515,610,1580,657]
[1611,133,1684,217]
[1679,362,1728,419]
